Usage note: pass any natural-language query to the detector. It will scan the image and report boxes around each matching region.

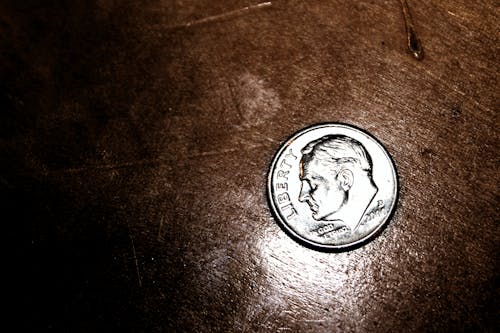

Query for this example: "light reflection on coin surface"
[267,123,398,250]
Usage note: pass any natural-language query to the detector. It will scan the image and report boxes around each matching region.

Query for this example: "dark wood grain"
[2,0,498,331]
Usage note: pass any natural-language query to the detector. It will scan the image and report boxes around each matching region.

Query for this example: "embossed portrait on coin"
[298,135,378,232]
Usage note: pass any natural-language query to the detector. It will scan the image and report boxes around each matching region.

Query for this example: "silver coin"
[267,123,398,250]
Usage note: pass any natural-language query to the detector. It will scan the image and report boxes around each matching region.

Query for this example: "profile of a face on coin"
[267,123,398,250]
[298,135,378,232]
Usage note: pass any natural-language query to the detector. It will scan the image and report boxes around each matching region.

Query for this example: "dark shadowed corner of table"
[2,0,498,332]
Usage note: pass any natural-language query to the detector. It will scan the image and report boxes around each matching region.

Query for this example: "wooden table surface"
[2,0,498,331]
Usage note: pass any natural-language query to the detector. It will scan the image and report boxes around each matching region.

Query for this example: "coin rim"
[267,122,399,251]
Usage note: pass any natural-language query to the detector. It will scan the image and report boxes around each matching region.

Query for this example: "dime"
[267,123,398,250]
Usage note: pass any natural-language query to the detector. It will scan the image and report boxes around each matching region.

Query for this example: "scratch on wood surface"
[40,157,172,176]
[157,216,165,242]
[37,146,251,176]
[421,67,495,116]
[226,80,244,121]
[399,0,424,60]
[166,2,272,30]
[130,234,142,288]
[196,147,238,157]
[265,136,280,144]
